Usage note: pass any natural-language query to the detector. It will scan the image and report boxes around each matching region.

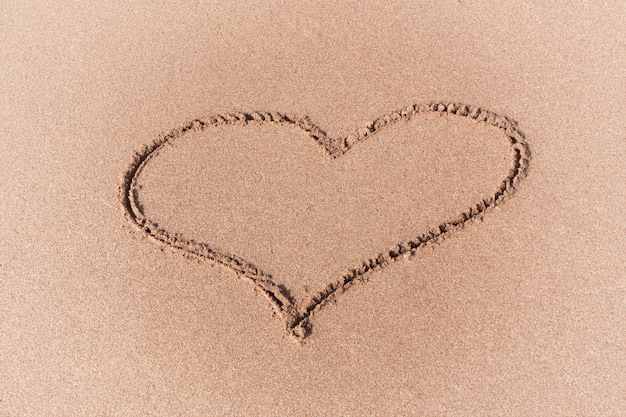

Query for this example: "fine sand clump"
[120,101,529,341]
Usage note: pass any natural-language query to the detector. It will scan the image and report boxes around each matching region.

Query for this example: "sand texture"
[1,1,624,416]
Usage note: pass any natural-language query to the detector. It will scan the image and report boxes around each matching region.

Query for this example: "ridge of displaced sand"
[119,102,530,341]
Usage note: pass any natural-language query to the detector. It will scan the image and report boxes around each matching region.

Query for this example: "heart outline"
[120,102,530,341]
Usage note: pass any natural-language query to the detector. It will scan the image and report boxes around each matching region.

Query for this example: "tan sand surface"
[1,1,624,415]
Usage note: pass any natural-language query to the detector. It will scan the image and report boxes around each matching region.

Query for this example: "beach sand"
[1,1,624,415]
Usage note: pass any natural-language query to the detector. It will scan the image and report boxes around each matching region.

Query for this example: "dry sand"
[1,1,624,415]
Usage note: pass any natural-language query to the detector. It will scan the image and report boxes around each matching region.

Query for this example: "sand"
[1,1,624,416]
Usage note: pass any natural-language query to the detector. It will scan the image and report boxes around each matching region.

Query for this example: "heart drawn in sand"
[120,102,529,341]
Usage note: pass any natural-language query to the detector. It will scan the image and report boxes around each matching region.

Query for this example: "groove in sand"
[120,102,530,341]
